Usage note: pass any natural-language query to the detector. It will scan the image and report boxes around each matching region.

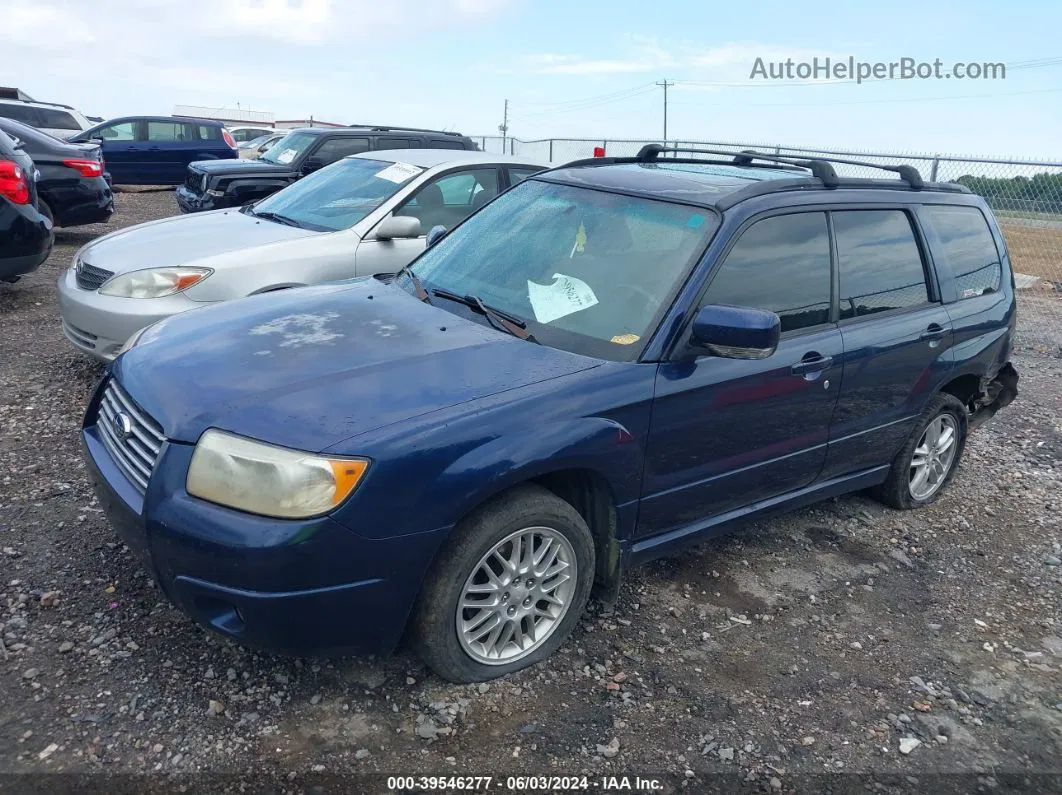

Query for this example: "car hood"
[190,158,295,177]
[113,279,600,451]
[79,208,318,274]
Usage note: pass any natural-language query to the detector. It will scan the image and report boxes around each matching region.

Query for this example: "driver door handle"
[791,352,833,376]
[919,323,946,342]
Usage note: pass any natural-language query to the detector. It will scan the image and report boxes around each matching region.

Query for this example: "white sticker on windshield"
[275,148,297,165]
[526,273,599,324]
[374,162,424,184]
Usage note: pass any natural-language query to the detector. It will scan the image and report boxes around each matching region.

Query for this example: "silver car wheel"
[456,526,576,665]
[909,414,958,500]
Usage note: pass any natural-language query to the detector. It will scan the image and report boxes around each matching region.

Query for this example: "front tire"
[875,393,968,510]
[411,484,595,683]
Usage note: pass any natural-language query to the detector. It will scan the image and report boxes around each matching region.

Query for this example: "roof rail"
[348,124,465,137]
[636,144,925,190]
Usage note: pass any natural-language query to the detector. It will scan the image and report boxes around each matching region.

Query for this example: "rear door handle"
[791,352,833,376]
[919,323,946,342]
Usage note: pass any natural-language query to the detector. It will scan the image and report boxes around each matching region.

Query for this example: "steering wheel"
[609,283,661,317]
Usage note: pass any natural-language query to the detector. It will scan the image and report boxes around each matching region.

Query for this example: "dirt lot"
[2,192,1062,794]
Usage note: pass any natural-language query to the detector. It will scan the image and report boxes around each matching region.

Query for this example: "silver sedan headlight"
[186,430,369,519]
[99,267,212,299]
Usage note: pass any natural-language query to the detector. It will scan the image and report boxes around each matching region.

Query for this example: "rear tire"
[39,199,55,227]
[411,484,595,683]
[874,393,968,510]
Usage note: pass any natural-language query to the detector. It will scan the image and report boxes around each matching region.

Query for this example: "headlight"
[99,267,212,299]
[186,429,369,519]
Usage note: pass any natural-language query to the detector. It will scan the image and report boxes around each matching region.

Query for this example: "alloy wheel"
[909,414,958,500]
[456,526,576,665]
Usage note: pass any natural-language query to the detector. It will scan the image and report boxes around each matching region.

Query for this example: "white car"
[58,149,546,360]
[227,125,277,144]
[0,98,92,139]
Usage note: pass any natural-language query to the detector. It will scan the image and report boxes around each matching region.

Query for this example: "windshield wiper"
[252,210,302,228]
[432,288,537,343]
[395,265,431,303]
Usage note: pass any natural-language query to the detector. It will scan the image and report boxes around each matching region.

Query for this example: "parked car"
[59,150,545,359]
[176,125,479,212]
[79,146,1018,682]
[0,97,93,139]
[0,128,52,283]
[238,132,285,160]
[68,116,237,185]
[0,118,114,228]
[227,126,276,144]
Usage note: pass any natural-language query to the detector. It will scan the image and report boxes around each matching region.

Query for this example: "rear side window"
[509,167,543,185]
[36,108,81,130]
[147,121,182,140]
[375,137,413,149]
[703,212,832,333]
[199,125,221,140]
[313,137,370,164]
[0,104,39,124]
[834,210,929,319]
[429,139,467,150]
[921,205,1001,299]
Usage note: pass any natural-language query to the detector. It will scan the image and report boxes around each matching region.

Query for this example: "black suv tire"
[411,484,595,683]
[875,392,968,510]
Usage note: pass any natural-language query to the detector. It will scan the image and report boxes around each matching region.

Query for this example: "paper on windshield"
[274,148,298,165]
[526,273,599,324]
[374,162,423,184]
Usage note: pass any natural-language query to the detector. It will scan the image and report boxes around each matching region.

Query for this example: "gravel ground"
[2,191,1062,793]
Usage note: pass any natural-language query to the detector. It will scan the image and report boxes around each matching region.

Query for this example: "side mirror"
[11,136,24,150]
[301,157,325,175]
[691,305,780,359]
[426,225,448,248]
[375,215,422,240]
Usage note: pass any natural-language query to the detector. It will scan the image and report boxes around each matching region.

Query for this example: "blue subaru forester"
[81,146,1018,682]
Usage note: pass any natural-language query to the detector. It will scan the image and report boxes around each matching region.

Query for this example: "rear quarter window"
[921,205,1002,299]
[36,108,82,130]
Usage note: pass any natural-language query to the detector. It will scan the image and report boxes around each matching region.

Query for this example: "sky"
[5,0,1062,159]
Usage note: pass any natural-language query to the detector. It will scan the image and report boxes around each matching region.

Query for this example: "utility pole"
[499,99,509,152]
[655,80,674,142]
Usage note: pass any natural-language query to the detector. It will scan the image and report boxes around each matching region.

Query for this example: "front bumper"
[57,267,203,360]
[175,185,232,214]
[80,380,447,655]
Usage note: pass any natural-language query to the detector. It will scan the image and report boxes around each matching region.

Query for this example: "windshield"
[408,179,717,361]
[260,131,317,165]
[251,157,422,232]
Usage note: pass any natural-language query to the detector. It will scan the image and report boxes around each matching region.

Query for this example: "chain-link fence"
[476,135,1062,352]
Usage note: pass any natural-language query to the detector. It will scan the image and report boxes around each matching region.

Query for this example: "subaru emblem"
[112,412,133,440]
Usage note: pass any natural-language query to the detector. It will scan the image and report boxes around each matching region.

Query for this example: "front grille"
[75,260,114,291]
[186,169,203,192]
[95,379,165,492]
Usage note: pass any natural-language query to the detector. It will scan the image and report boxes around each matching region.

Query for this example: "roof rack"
[348,125,465,137]
[635,144,925,190]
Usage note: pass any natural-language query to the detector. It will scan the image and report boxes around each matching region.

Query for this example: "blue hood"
[113,280,600,451]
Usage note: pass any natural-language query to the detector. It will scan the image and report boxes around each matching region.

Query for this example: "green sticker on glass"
[687,214,706,229]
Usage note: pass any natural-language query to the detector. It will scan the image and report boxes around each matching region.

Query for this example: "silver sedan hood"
[78,208,319,275]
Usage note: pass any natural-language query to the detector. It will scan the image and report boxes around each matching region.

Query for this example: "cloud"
[513,38,840,80]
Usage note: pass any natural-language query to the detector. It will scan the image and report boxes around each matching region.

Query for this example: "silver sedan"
[58,150,545,360]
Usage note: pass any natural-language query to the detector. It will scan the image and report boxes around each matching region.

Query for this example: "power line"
[669,86,1062,109]
[509,86,658,119]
